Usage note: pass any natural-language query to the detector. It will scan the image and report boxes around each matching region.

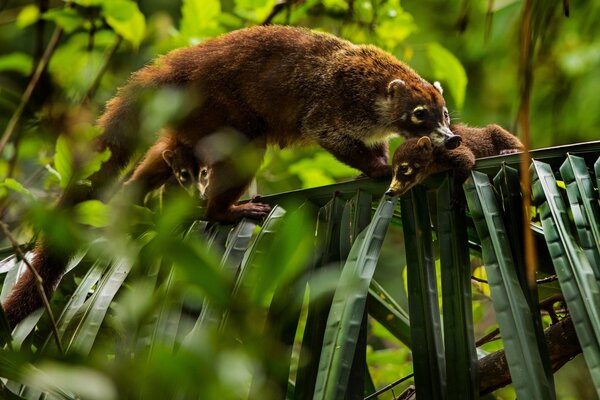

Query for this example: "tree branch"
[0,26,63,155]
[479,316,580,395]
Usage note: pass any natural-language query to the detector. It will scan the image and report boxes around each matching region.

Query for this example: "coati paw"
[206,202,271,223]
[232,202,272,220]
[357,165,392,180]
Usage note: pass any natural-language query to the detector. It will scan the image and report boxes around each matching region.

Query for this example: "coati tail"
[3,242,67,328]
[2,82,151,328]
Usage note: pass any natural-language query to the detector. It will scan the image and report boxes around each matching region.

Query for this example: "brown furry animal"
[4,25,459,327]
[386,123,523,197]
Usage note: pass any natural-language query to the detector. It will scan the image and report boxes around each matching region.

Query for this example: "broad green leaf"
[466,170,555,400]
[314,195,397,400]
[531,160,600,396]
[75,200,110,228]
[42,8,84,33]
[426,42,467,109]
[436,175,478,400]
[401,186,445,400]
[65,257,133,355]
[54,135,73,189]
[102,0,146,47]
[180,0,222,40]
[234,0,277,23]
[25,362,117,400]
[0,53,33,76]
[78,148,111,184]
[295,196,346,400]
[53,135,109,189]
[0,178,31,197]
[72,0,103,6]
[16,5,40,29]
[368,280,411,347]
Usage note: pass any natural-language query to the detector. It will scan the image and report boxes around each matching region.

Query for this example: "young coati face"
[385,79,461,149]
[386,136,435,196]
[162,147,207,198]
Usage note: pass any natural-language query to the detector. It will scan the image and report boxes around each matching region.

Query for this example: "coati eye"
[399,163,413,176]
[411,106,428,123]
[443,108,450,124]
[179,169,191,182]
[200,168,208,178]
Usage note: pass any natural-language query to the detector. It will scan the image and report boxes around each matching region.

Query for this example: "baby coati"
[386,123,523,197]
[4,25,459,327]
[161,143,206,198]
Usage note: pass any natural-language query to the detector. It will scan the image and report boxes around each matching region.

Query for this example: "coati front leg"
[317,134,392,178]
[201,137,271,223]
[446,146,476,209]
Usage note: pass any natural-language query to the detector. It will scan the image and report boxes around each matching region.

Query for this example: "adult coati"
[386,123,523,197]
[4,25,459,327]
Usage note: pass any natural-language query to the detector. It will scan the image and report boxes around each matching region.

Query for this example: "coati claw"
[499,148,520,155]
[234,202,271,220]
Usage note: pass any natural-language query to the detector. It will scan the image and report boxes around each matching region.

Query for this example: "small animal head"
[162,147,206,198]
[386,136,434,196]
[384,79,461,149]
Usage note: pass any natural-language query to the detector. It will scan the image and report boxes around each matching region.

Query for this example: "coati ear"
[417,136,432,151]
[387,79,406,97]
[162,149,175,167]
[433,81,443,95]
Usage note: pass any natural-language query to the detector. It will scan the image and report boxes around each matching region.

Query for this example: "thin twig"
[536,275,558,284]
[471,274,558,285]
[0,222,64,354]
[261,0,289,25]
[82,35,123,104]
[364,372,414,400]
[476,327,500,347]
[0,26,63,155]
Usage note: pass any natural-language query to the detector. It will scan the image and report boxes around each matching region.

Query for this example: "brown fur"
[4,25,454,327]
[387,123,523,197]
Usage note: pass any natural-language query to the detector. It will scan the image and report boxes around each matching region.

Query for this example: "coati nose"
[444,135,462,149]
[385,188,397,196]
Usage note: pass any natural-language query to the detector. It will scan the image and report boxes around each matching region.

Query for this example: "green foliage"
[426,42,468,110]
[1,0,600,399]
[0,53,33,76]
[180,0,223,42]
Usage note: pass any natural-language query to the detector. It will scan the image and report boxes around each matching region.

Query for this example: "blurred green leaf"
[426,42,468,109]
[42,8,84,33]
[54,135,73,189]
[234,0,277,24]
[78,148,111,184]
[75,200,110,228]
[180,0,222,41]
[16,5,40,29]
[25,362,117,400]
[0,53,33,76]
[102,0,146,47]
[0,178,31,197]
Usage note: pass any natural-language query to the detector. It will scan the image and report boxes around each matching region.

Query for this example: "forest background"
[0,0,599,399]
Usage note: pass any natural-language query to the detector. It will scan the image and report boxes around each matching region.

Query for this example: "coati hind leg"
[317,134,392,178]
